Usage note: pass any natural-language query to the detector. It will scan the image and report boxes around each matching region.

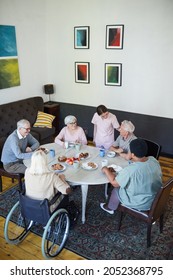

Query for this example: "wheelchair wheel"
[4,201,33,244]
[41,208,70,259]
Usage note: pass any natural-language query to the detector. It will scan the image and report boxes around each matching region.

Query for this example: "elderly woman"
[55,115,87,147]
[25,150,71,212]
[110,120,137,160]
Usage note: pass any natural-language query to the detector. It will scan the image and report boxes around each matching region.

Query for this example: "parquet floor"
[0,156,173,260]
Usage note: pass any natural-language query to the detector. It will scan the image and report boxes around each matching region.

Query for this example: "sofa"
[0,96,55,156]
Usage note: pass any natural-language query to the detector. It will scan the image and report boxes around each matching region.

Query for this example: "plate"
[76,152,90,160]
[52,163,66,173]
[82,162,98,170]
[108,164,122,172]
[107,151,116,158]
[37,147,49,154]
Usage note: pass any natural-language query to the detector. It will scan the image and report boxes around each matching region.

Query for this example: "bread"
[52,163,64,170]
[58,156,67,162]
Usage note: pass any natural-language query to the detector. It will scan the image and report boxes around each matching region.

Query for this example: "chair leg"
[160,214,164,233]
[147,224,152,247]
[0,176,2,192]
[117,212,123,230]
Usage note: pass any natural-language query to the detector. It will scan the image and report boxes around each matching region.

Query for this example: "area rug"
[0,185,173,260]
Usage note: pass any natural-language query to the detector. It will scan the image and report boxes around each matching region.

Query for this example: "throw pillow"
[33,111,55,128]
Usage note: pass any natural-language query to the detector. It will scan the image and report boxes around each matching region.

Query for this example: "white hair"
[64,115,77,125]
[17,119,30,129]
[29,150,50,175]
[121,120,135,133]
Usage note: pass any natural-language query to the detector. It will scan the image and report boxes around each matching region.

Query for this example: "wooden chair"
[139,138,161,159]
[0,161,24,192]
[117,178,173,247]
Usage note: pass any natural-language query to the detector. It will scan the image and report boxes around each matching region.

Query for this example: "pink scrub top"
[91,112,119,149]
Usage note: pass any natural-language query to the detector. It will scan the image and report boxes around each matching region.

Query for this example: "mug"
[99,149,105,157]
[101,159,108,167]
[75,143,81,151]
[73,160,79,169]
[49,149,55,158]
[64,141,69,149]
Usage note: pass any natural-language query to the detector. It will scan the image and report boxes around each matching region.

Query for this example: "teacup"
[75,143,81,151]
[101,159,108,167]
[73,160,80,169]
[64,141,69,149]
[49,149,55,158]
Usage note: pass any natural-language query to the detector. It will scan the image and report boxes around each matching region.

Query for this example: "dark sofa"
[0,96,55,156]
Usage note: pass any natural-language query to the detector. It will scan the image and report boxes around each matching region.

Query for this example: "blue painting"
[0,25,18,57]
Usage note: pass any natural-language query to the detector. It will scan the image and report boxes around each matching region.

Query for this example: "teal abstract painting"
[0,25,18,57]
[0,25,20,89]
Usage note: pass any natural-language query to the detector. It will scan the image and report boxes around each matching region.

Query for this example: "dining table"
[23,143,128,223]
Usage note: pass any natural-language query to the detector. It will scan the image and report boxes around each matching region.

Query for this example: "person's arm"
[54,173,72,194]
[119,152,132,160]
[79,127,87,145]
[102,166,120,188]
[93,124,97,145]
[26,134,39,151]
[54,128,65,146]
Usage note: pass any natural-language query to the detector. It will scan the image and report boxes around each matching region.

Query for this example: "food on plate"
[52,163,64,170]
[87,162,97,169]
[37,147,49,154]
[66,157,79,165]
[58,156,67,162]
[79,152,89,159]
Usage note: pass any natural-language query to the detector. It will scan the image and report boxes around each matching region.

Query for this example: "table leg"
[81,184,88,224]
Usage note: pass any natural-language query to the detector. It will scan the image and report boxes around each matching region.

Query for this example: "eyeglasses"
[69,122,77,125]
[22,127,31,131]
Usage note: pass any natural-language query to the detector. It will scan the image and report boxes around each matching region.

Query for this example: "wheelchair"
[4,190,70,259]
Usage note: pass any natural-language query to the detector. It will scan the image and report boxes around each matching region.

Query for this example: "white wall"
[0,0,173,119]
[0,0,47,104]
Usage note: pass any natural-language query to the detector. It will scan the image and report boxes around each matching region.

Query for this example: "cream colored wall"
[0,0,173,119]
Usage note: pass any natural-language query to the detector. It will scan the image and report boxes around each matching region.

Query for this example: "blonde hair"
[64,115,77,125]
[29,150,50,175]
[121,120,135,133]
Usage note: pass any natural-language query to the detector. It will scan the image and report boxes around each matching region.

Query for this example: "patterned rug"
[0,185,173,260]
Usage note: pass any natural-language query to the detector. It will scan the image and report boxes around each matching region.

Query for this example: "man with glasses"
[1,119,39,174]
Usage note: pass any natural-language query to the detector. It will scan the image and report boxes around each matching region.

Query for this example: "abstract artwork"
[75,62,90,83]
[105,63,122,86]
[0,25,20,89]
[106,25,124,49]
[74,26,90,49]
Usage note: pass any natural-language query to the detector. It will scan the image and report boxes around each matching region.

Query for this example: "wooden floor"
[0,156,173,260]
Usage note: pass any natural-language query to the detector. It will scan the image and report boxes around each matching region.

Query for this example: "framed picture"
[105,63,122,86]
[75,62,90,83]
[106,25,124,49]
[74,26,90,49]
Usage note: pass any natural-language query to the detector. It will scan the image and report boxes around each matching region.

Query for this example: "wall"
[0,0,173,118]
[0,0,47,104]
[46,0,173,118]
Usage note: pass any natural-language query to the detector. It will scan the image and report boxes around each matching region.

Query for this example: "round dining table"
[24,143,128,223]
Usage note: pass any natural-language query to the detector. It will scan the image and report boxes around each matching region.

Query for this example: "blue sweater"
[1,130,39,165]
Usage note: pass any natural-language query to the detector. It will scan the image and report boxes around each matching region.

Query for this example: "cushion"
[33,111,55,128]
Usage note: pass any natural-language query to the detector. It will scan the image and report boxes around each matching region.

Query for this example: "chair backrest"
[139,138,161,159]
[149,178,173,221]
[19,193,51,226]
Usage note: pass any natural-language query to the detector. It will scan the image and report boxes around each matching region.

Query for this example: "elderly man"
[100,138,162,214]
[110,120,137,160]
[1,119,39,174]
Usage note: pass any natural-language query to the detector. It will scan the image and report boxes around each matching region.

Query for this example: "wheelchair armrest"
[49,192,62,205]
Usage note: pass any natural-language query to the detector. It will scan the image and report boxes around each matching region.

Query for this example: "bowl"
[107,151,116,158]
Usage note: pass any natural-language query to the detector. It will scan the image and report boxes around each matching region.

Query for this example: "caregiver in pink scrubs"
[91,105,120,150]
